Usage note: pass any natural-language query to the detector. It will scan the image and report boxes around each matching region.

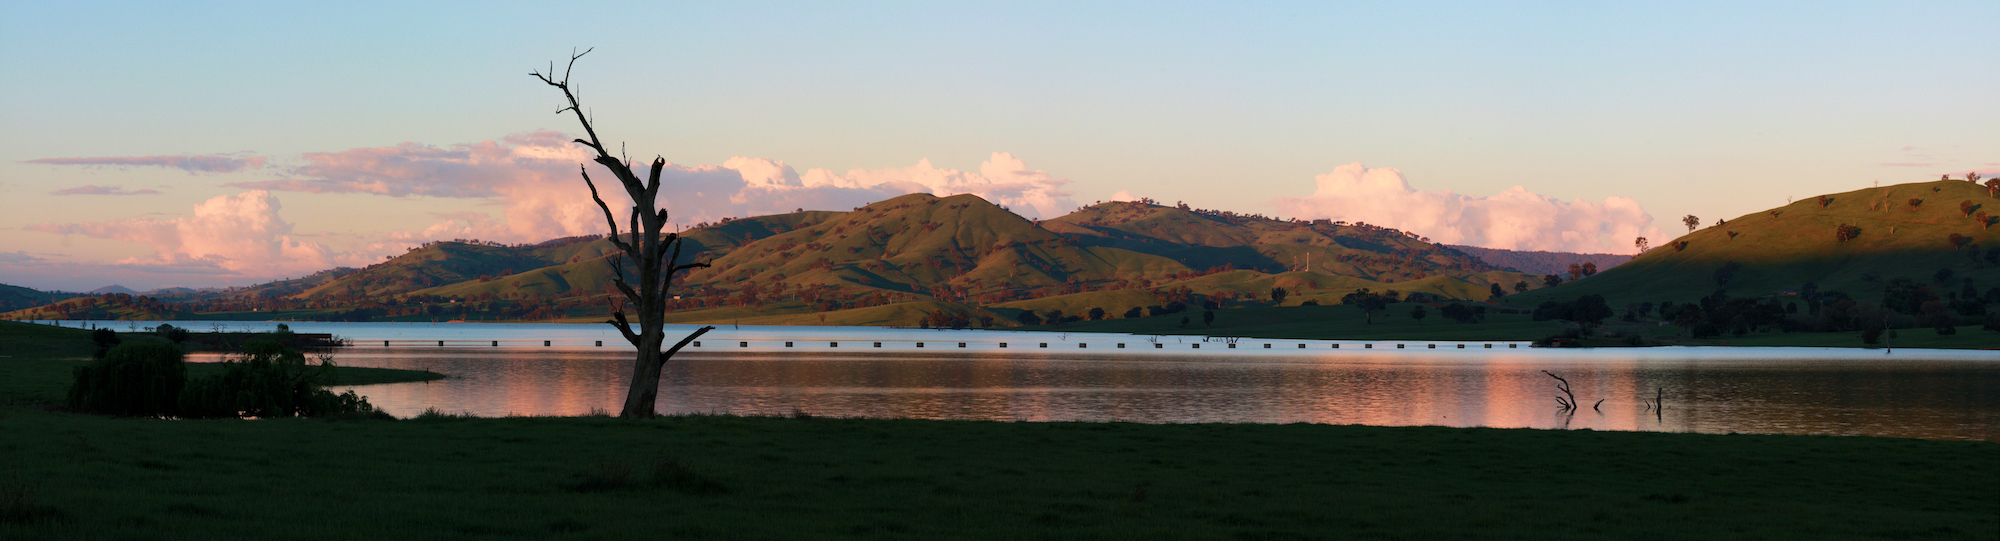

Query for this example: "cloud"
[1270,163,1660,254]
[0,251,45,263]
[25,191,361,277]
[50,185,162,196]
[1108,190,1139,202]
[26,154,266,174]
[1880,163,1934,167]
[234,132,1076,243]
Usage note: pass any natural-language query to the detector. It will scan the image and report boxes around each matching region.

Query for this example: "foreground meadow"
[2,322,1993,540]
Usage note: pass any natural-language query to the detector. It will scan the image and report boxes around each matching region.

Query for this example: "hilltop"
[1478,180,2000,346]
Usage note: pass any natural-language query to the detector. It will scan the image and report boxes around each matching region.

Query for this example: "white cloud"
[24,191,368,278]
[1270,163,1659,254]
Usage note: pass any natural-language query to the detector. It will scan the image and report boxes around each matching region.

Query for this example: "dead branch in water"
[1542,370,1578,412]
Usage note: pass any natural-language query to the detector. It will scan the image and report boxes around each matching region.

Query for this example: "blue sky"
[2,1,1994,291]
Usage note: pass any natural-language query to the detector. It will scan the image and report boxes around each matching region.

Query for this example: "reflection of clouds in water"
[306,348,2000,441]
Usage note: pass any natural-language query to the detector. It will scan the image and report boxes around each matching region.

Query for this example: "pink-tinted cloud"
[50,185,162,196]
[25,191,364,277]
[234,132,1077,243]
[26,154,266,174]
[1270,163,1661,254]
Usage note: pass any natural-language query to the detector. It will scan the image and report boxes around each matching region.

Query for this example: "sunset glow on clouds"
[228,132,1077,243]
[49,185,162,196]
[16,133,1085,284]
[26,154,267,174]
[25,191,353,277]
[17,134,1669,287]
[1271,163,1660,255]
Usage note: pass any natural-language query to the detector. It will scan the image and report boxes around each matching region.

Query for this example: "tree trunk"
[536,50,715,419]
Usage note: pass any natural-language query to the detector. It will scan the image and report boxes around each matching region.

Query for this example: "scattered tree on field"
[1908,198,1923,211]
[1948,233,1972,250]
[1490,283,1505,299]
[1683,215,1700,233]
[1269,287,1288,304]
[1409,304,1426,324]
[1961,200,1978,218]
[1514,280,1529,294]
[1836,224,1861,242]
[1634,236,1648,253]
[1817,195,1832,208]
[1340,288,1394,325]
[1202,309,1216,327]
[535,50,716,418]
[1543,274,1562,288]
[1712,261,1743,289]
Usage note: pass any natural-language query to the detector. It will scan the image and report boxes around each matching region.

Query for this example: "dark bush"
[1691,322,1721,339]
[89,328,119,357]
[177,339,380,419]
[68,342,185,416]
[1860,325,1884,345]
[155,323,190,344]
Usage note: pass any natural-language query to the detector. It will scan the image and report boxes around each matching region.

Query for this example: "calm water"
[65,321,1999,441]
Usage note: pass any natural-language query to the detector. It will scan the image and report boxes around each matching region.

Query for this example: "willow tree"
[533,49,714,418]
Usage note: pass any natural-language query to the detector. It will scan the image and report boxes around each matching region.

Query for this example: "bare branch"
[660,325,716,365]
[581,166,631,252]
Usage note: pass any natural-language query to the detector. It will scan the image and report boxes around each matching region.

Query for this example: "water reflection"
[198,347,2000,442]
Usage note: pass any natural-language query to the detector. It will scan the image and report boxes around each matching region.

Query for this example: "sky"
[2,1,1994,292]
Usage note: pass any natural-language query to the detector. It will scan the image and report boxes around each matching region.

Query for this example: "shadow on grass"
[1,475,66,526]
[564,451,728,495]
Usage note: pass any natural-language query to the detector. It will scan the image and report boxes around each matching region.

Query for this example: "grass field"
[4,320,1995,539]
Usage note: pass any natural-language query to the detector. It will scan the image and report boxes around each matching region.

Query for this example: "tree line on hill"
[1530,260,2000,344]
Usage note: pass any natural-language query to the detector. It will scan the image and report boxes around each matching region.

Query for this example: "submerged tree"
[534,49,714,419]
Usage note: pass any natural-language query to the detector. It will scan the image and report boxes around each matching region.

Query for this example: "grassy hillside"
[1514,180,2000,310]
[0,283,86,313]
[1447,245,1634,276]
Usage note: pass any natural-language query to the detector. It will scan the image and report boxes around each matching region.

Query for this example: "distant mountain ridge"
[1446,245,1634,276]
[5,194,1538,324]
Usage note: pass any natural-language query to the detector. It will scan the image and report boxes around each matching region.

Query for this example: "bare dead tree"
[533,49,714,419]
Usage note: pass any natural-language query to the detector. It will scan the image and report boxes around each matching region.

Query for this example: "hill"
[1446,245,1633,276]
[0,284,87,314]
[5,194,1540,325]
[1511,180,2000,332]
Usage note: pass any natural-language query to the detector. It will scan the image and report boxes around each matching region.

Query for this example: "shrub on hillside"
[68,342,185,417]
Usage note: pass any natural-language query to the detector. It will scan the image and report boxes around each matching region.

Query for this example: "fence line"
[370,339,1526,350]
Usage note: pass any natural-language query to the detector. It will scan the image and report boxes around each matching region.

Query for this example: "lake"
[62,320,2000,441]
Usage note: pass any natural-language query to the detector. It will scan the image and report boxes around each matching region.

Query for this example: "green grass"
[2,406,1993,539]
[3,316,1995,539]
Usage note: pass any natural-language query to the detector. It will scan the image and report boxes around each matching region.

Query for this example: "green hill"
[0,283,85,313]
